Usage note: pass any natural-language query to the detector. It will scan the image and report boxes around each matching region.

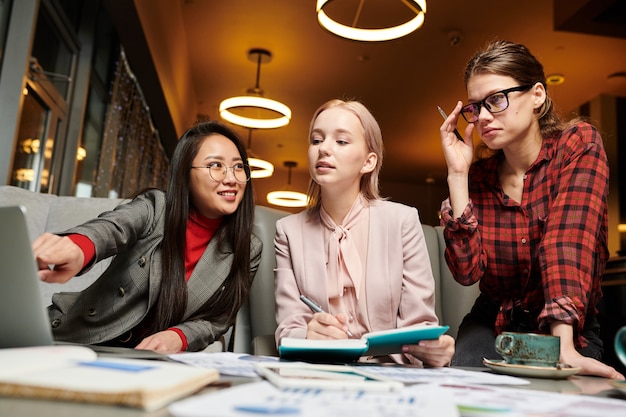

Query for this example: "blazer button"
[138,256,146,267]
[87,308,97,316]
[51,319,61,328]
[118,287,126,297]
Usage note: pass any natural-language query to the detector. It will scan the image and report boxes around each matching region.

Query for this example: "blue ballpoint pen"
[299,295,354,337]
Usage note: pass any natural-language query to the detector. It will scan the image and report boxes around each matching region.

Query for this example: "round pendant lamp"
[267,161,308,208]
[316,0,427,42]
[219,49,291,129]
[245,129,274,179]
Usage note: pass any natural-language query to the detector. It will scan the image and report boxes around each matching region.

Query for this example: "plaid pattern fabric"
[441,122,609,348]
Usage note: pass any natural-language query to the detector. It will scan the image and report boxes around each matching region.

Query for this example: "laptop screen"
[0,205,54,348]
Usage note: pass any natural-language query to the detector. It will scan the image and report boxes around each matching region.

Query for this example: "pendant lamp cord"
[254,52,262,89]
[352,0,365,27]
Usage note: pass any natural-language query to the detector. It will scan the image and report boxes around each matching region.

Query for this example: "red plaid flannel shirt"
[441,122,609,348]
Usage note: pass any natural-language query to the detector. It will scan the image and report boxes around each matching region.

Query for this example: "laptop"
[0,205,55,348]
[0,205,165,359]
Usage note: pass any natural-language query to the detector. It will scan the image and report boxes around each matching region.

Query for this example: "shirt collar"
[472,134,556,185]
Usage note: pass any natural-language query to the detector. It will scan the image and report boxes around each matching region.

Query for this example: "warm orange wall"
[253,168,449,226]
[133,0,197,135]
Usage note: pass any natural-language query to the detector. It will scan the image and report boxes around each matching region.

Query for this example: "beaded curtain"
[93,50,169,198]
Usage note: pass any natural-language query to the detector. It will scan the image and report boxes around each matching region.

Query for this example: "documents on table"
[170,351,529,386]
[169,351,278,378]
[169,380,459,417]
[169,378,626,417]
[437,383,626,417]
[357,364,529,385]
[254,362,404,391]
[0,345,218,411]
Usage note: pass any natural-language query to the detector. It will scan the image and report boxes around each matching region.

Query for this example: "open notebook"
[0,205,163,359]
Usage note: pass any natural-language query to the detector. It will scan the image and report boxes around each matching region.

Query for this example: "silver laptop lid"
[0,205,54,348]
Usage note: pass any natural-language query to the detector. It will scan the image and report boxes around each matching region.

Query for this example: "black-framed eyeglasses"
[191,161,251,183]
[461,84,534,123]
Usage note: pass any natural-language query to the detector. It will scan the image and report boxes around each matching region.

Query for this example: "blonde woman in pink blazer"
[274,99,454,367]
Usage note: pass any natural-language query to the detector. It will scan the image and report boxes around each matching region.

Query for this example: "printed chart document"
[356,364,529,385]
[254,361,404,391]
[169,351,278,377]
[278,324,449,362]
[169,380,459,417]
[0,345,218,410]
[169,379,626,417]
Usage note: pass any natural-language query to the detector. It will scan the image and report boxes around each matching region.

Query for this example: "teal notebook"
[278,325,449,363]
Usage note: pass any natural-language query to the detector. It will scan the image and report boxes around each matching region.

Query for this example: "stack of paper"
[0,345,218,410]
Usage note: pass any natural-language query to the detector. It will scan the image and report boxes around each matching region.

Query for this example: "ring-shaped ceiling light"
[248,157,274,179]
[245,129,274,178]
[267,161,308,208]
[219,96,291,129]
[219,49,291,129]
[316,0,427,42]
[267,190,308,207]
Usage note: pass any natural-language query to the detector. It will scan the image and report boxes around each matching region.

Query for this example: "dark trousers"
[451,293,604,367]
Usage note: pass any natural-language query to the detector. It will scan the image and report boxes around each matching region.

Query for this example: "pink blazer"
[274,199,438,345]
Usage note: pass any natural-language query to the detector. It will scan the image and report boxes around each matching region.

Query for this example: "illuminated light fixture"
[267,161,308,208]
[14,168,35,182]
[246,129,274,178]
[21,138,40,154]
[249,157,274,178]
[219,49,291,129]
[316,0,427,42]
[76,146,87,161]
[546,73,565,86]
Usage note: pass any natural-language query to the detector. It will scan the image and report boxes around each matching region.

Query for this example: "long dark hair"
[464,40,567,160]
[150,121,255,335]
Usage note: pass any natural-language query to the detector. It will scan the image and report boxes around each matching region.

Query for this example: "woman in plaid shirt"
[438,40,623,379]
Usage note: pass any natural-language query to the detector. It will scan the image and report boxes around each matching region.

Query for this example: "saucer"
[611,379,626,394]
[482,358,580,379]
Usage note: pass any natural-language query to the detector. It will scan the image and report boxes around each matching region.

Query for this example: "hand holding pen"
[299,295,354,338]
[437,106,464,141]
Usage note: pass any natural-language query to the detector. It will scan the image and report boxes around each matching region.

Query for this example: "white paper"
[169,351,278,377]
[169,380,460,417]
[425,383,626,417]
[356,365,529,385]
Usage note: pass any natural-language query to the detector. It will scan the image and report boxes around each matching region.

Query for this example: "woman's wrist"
[447,173,470,219]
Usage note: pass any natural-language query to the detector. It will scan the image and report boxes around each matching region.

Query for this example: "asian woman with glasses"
[438,40,623,380]
[32,121,261,354]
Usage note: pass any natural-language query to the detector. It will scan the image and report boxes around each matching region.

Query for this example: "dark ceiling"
[107,0,626,192]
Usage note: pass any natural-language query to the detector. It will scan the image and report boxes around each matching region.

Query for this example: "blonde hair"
[306,99,384,215]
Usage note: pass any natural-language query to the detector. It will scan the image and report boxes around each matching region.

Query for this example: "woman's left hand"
[561,346,624,380]
[551,321,624,380]
[135,330,184,354]
[402,334,455,367]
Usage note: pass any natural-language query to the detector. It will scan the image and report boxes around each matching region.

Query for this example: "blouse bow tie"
[322,206,364,300]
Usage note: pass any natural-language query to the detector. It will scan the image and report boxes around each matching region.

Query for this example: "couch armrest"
[231,205,289,354]
[421,224,442,324]
[435,226,480,339]
[252,334,278,357]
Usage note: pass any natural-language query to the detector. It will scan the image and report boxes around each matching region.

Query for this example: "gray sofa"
[0,185,479,355]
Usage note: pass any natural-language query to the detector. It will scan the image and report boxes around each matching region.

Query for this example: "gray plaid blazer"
[48,190,262,351]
